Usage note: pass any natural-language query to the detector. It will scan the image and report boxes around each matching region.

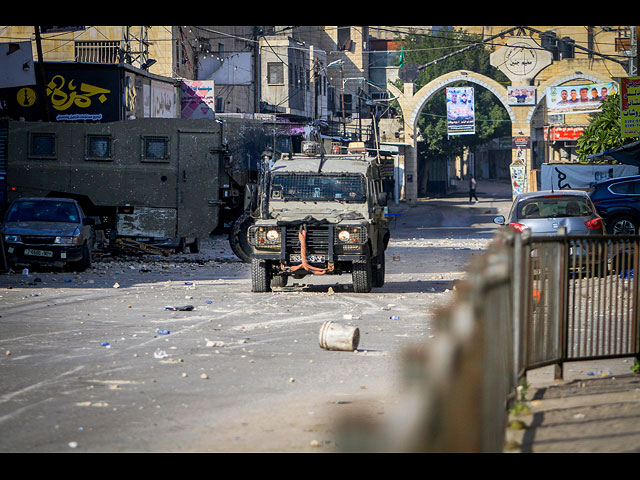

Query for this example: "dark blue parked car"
[2,197,95,271]
[589,175,640,235]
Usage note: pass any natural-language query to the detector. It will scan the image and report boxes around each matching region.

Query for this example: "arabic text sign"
[544,126,586,141]
[546,82,617,115]
[621,76,640,139]
[180,80,215,119]
[540,163,639,190]
[446,87,474,135]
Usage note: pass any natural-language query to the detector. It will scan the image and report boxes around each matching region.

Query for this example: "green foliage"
[576,93,637,162]
[509,378,531,417]
[395,27,511,159]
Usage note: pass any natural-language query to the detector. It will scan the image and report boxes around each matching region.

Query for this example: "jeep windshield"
[270,173,367,203]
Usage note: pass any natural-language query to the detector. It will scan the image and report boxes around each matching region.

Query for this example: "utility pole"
[33,26,50,122]
[121,26,151,69]
[253,26,261,113]
[340,63,345,136]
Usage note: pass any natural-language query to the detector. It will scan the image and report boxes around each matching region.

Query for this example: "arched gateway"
[385,34,618,203]
[387,71,518,202]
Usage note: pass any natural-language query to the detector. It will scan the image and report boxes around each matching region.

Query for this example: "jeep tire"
[251,258,272,292]
[230,212,255,263]
[352,248,373,293]
[372,251,385,288]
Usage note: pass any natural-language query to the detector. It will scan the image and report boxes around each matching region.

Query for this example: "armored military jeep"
[247,141,390,293]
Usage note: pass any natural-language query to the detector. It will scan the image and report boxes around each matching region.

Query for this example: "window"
[141,136,170,162]
[6,199,80,223]
[267,62,284,85]
[215,96,225,113]
[270,173,367,203]
[75,41,120,63]
[518,195,594,218]
[86,135,112,161]
[337,26,352,51]
[610,180,640,195]
[29,133,56,158]
[343,94,353,115]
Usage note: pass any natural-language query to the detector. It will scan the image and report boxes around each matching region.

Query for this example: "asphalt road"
[0,181,511,452]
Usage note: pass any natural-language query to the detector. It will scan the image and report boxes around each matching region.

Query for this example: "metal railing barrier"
[336,227,640,452]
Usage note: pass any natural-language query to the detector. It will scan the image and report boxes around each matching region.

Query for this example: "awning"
[587,139,640,166]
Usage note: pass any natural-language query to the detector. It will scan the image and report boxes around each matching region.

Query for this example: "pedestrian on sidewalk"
[468,174,479,203]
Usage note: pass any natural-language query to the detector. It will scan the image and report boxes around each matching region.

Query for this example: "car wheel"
[174,238,186,254]
[609,216,637,235]
[71,243,91,272]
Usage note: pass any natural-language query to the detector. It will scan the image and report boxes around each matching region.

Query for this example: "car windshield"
[5,200,80,223]
[270,173,366,203]
[518,195,593,219]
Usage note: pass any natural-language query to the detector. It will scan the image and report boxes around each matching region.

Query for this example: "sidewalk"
[507,362,640,453]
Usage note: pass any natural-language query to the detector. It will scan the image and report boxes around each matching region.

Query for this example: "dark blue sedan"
[589,175,640,235]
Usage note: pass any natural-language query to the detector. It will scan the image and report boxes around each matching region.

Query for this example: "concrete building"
[1,26,636,202]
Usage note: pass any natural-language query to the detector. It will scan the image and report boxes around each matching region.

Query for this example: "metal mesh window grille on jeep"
[271,173,366,202]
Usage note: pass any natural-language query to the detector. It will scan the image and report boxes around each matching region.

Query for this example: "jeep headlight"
[337,230,351,242]
[248,226,281,248]
[4,235,20,243]
[336,226,366,244]
[265,229,280,242]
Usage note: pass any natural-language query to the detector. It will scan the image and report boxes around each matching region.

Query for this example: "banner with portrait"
[446,87,475,135]
[545,81,618,115]
[507,86,536,106]
[620,76,640,139]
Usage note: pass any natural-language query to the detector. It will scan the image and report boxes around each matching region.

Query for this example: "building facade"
[1,26,637,202]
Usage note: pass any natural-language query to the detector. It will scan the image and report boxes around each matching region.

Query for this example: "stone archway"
[387,70,526,203]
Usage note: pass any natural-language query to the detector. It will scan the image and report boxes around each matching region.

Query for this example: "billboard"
[620,76,640,139]
[0,63,121,122]
[181,80,215,119]
[446,87,474,135]
[544,126,586,141]
[545,81,618,115]
[507,86,536,106]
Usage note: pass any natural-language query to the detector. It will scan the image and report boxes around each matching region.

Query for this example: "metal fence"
[518,229,640,379]
[338,227,640,452]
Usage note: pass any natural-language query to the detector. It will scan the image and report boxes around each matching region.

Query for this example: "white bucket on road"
[319,321,360,351]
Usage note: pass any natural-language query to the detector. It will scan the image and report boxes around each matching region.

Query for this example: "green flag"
[398,46,405,68]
